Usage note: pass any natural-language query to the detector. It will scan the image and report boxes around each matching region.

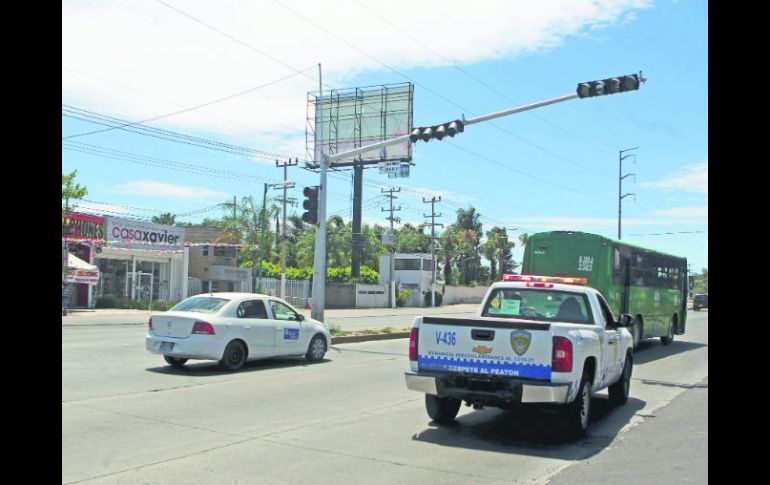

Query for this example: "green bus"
[521,231,688,349]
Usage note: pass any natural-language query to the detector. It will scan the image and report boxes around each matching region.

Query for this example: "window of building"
[395,259,420,270]
[214,247,236,258]
[422,259,434,271]
[202,245,209,256]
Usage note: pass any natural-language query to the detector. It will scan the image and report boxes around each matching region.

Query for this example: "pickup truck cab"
[405,274,634,438]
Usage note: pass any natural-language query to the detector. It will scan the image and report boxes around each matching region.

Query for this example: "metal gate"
[254,278,310,308]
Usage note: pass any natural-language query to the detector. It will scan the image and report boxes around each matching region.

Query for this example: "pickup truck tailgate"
[417,316,553,380]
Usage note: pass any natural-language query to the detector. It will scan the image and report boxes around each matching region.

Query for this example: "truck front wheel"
[425,394,461,424]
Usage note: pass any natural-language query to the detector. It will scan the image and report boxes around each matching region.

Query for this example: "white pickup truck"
[405,274,634,438]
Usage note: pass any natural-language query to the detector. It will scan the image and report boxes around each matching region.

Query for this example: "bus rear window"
[481,288,593,324]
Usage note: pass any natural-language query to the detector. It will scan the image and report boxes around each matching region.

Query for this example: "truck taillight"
[409,328,419,361]
[192,321,216,335]
[148,318,154,332]
[552,336,573,372]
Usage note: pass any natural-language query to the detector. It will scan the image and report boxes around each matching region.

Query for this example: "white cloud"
[63,0,652,144]
[644,159,708,194]
[112,180,229,199]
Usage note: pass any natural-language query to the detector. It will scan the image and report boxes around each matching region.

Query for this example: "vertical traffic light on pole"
[576,73,643,98]
[302,186,319,225]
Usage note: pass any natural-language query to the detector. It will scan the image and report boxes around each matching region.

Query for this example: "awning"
[66,254,99,284]
[68,253,97,271]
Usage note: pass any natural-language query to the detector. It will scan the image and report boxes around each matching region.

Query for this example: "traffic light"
[577,73,642,99]
[302,186,319,225]
[410,119,464,143]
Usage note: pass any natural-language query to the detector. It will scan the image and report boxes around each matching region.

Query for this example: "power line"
[154,0,333,91]
[62,105,298,161]
[63,65,317,139]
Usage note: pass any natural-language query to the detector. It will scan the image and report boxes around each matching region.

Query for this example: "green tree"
[482,227,515,281]
[394,223,431,253]
[454,207,483,285]
[62,170,88,212]
[151,212,176,225]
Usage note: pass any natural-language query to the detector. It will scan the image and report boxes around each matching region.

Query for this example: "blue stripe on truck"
[418,355,551,380]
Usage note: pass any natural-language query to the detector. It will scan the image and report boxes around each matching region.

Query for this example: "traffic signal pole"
[310,73,645,322]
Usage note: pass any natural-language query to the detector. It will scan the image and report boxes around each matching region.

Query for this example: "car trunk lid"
[150,311,206,338]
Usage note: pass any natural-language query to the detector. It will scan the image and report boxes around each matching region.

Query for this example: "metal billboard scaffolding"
[305,82,413,168]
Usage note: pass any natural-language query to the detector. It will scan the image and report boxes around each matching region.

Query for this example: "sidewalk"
[546,376,708,485]
[61,303,480,327]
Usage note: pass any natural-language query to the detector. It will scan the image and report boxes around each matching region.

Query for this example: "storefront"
[62,212,105,308]
[93,217,188,303]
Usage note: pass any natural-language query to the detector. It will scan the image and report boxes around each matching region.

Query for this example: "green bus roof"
[527,231,687,261]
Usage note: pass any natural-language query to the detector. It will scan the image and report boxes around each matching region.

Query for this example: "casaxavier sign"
[510,330,531,356]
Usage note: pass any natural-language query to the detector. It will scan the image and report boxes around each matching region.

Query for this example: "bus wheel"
[631,319,642,350]
[661,317,675,345]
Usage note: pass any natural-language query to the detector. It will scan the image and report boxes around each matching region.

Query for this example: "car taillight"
[409,327,419,361]
[148,318,154,332]
[552,336,573,372]
[192,321,215,335]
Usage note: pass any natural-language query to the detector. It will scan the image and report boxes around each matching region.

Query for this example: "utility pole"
[351,162,364,278]
[381,188,401,308]
[276,158,298,300]
[423,196,443,307]
[618,147,638,240]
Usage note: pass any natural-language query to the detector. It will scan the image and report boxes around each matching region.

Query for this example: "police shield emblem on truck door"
[511,330,531,356]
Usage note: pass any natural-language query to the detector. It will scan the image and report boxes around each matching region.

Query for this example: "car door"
[267,299,305,355]
[596,294,622,387]
[235,299,275,357]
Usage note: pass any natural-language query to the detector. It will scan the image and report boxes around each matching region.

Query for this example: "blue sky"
[62,0,708,271]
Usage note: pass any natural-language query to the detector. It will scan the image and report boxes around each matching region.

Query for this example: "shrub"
[95,295,116,308]
[396,289,411,307]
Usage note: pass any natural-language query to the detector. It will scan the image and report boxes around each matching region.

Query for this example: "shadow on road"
[411,395,645,459]
[633,339,706,365]
[145,356,331,376]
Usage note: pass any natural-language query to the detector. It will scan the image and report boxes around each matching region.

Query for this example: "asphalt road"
[62,311,708,484]
[62,303,479,332]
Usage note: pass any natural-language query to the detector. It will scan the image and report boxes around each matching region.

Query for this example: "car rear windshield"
[170,296,229,314]
[694,295,707,303]
[481,288,593,324]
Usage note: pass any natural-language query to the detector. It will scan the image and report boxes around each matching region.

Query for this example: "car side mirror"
[618,314,633,327]
[297,314,305,322]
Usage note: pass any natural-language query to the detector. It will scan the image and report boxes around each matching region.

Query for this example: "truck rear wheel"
[564,373,592,439]
[425,394,461,424]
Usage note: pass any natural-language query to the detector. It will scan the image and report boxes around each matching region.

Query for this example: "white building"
[93,217,189,303]
[379,252,436,307]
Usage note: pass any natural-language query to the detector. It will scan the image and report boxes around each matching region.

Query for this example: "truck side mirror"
[618,314,633,327]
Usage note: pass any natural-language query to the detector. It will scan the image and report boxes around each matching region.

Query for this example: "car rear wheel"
[425,394,461,424]
[164,356,188,367]
[220,340,246,371]
[306,334,327,362]
[608,353,633,406]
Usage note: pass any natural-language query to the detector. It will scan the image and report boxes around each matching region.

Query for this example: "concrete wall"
[442,285,490,305]
[355,284,389,308]
[325,283,356,309]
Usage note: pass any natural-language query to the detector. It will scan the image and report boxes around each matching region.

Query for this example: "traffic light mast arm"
[462,93,578,127]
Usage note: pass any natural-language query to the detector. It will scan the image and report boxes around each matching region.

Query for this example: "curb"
[331,332,410,344]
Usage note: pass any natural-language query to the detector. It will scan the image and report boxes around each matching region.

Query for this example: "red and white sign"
[66,269,99,284]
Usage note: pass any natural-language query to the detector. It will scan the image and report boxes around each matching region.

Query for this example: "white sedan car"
[146,293,332,371]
